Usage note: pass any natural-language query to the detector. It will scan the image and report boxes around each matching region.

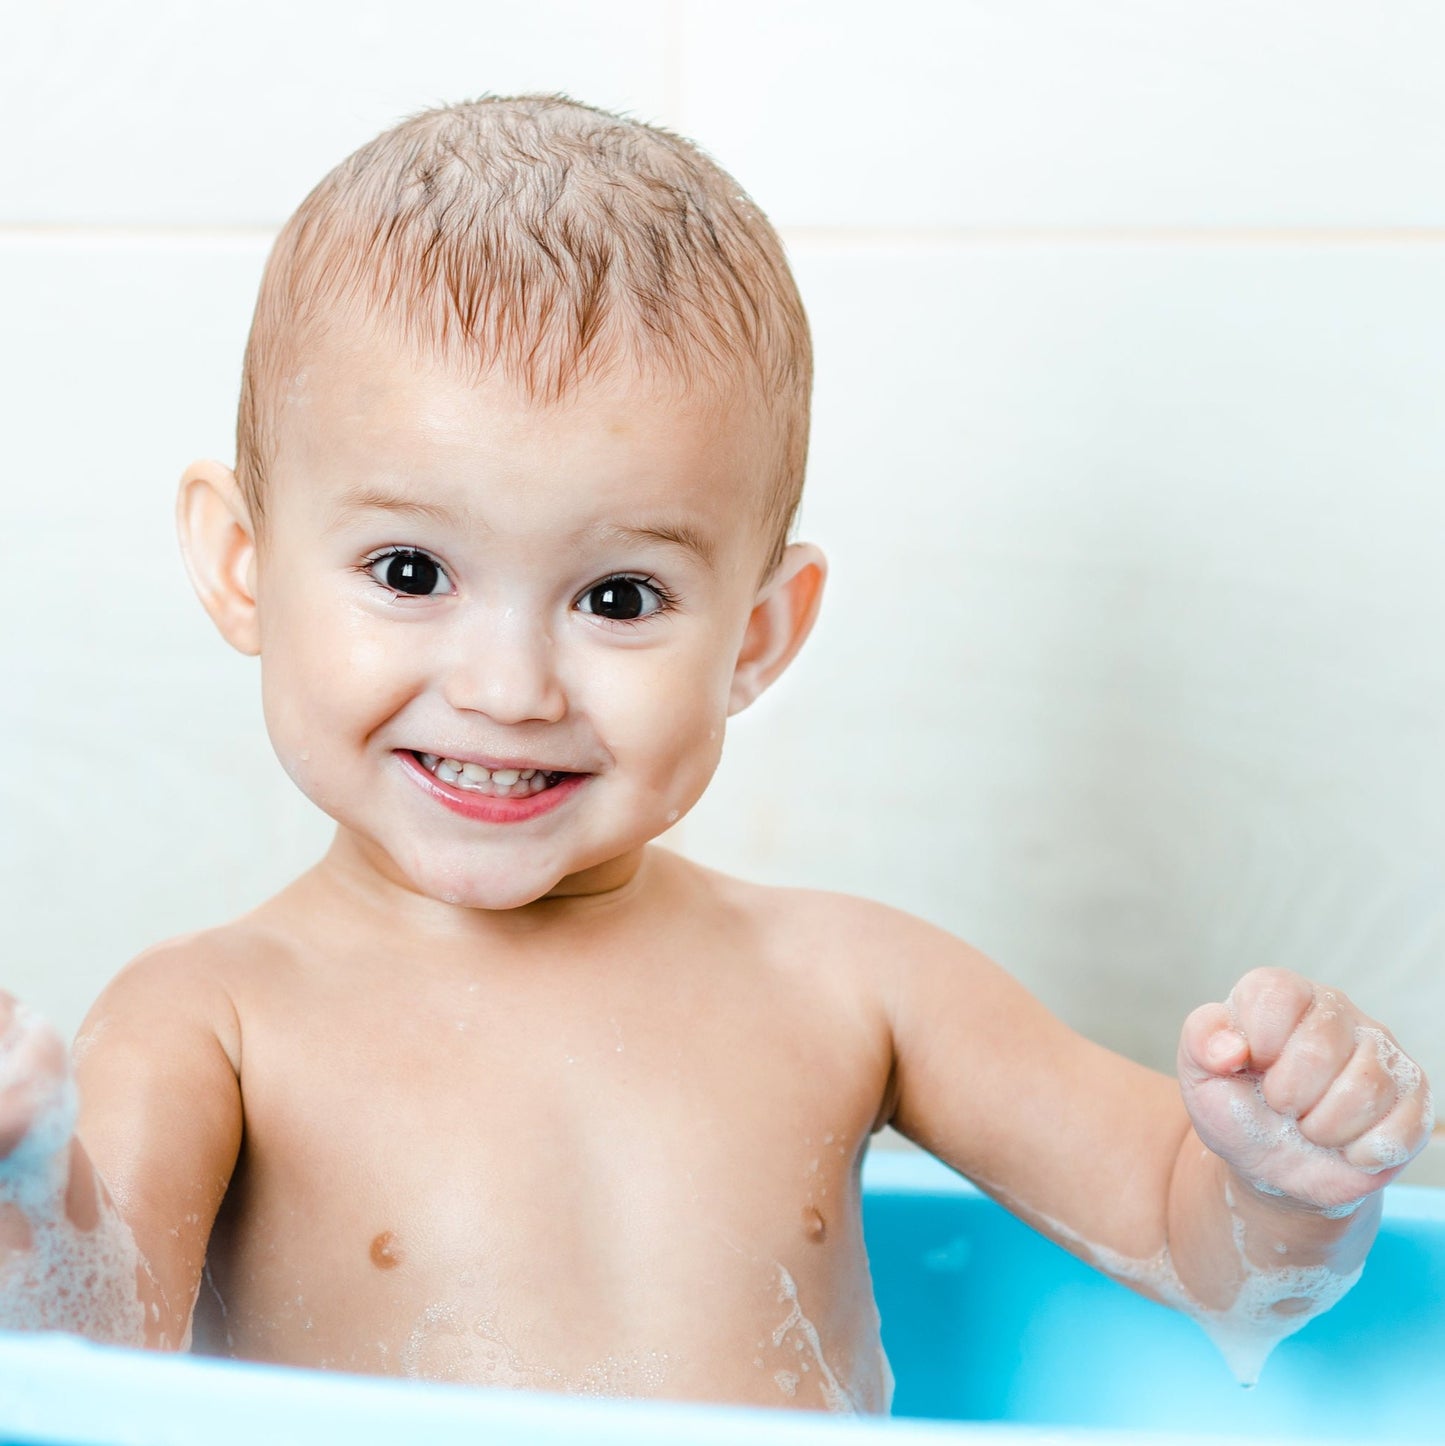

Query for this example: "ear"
[176,459,261,656]
[728,542,827,716]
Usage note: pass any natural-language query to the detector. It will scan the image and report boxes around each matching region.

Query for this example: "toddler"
[0,95,1432,1413]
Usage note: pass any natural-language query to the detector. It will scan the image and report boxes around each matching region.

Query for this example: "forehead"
[268,329,775,544]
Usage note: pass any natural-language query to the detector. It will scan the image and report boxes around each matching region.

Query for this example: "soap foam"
[1356,1026,1421,1099]
[1021,1195,1361,1388]
[770,1264,859,1412]
[401,1300,669,1397]
[0,1047,147,1343]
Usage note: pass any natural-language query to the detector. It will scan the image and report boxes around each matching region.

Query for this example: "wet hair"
[236,94,812,573]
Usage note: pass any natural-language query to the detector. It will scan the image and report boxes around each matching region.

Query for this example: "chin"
[371,842,557,911]
[419,871,559,912]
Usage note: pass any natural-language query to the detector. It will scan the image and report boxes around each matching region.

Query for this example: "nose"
[440,608,568,725]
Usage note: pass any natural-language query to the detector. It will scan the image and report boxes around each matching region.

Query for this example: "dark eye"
[576,576,666,621]
[368,549,452,597]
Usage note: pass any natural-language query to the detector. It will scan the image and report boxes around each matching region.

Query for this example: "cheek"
[259,600,416,786]
[591,645,731,776]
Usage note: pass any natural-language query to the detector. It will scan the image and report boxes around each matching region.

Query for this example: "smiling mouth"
[411,752,575,798]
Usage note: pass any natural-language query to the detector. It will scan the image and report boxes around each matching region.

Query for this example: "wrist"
[1219,1157,1381,1260]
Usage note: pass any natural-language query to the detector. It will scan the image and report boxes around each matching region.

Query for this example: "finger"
[1341,1084,1433,1175]
[1228,967,1315,1070]
[1258,986,1359,1120]
[1295,1025,1409,1150]
[1178,1001,1250,1087]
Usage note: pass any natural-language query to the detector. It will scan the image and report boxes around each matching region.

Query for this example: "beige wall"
[3,2,1442,1179]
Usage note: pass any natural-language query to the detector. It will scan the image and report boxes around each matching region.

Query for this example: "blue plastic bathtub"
[1,1150,1441,1445]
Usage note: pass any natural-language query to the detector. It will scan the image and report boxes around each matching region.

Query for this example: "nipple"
[370,1231,402,1270]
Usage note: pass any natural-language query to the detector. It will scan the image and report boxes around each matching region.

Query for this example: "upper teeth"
[418,754,552,796]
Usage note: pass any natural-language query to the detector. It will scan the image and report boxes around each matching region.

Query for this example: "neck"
[290,829,654,948]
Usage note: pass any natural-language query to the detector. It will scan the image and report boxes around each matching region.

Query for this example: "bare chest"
[194,971,892,1411]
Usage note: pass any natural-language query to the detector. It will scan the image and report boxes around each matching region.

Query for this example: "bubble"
[1017,1195,1361,1387]
[1356,1026,1421,1098]
[770,1264,861,1412]
[0,1045,148,1344]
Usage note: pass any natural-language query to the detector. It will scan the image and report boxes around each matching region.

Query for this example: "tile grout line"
[1,222,1445,247]
[4,223,1445,253]
[780,225,1445,248]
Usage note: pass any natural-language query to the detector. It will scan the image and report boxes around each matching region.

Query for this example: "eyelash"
[356,547,454,597]
[356,548,679,620]
[579,574,678,624]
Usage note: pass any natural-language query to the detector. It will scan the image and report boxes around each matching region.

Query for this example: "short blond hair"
[236,94,811,572]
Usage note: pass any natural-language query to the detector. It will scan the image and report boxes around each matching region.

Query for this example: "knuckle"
[1260,1068,1305,1118]
[1277,1036,1338,1095]
[1310,983,1355,1014]
[1240,965,1306,996]
[1233,967,1312,1025]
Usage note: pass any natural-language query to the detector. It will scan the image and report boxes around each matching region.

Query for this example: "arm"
[1163,968,1431,1377]
[882,919,1430,1380]
[0,947,244,1349]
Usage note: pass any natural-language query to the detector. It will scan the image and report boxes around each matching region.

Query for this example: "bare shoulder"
[656,849,994,990]
[80,916,296,1075]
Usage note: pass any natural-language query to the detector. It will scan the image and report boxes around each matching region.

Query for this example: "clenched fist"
[1178,968,1433,1213]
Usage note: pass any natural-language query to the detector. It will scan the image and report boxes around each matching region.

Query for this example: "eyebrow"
[328,485,463,529]
[594,521,717,570]
[327,487,717,568]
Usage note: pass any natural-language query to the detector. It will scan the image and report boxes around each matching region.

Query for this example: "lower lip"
[395,751,588,824]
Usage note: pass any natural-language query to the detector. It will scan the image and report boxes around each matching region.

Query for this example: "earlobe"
[176,460,261,657]
[728,543,827,716]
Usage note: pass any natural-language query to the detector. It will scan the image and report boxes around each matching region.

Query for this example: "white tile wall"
[677,238,1445,1077]
[2,5,1442,1137]
[0,0,671,224]
[0,235,332,1029]
[679,0,1445,229]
